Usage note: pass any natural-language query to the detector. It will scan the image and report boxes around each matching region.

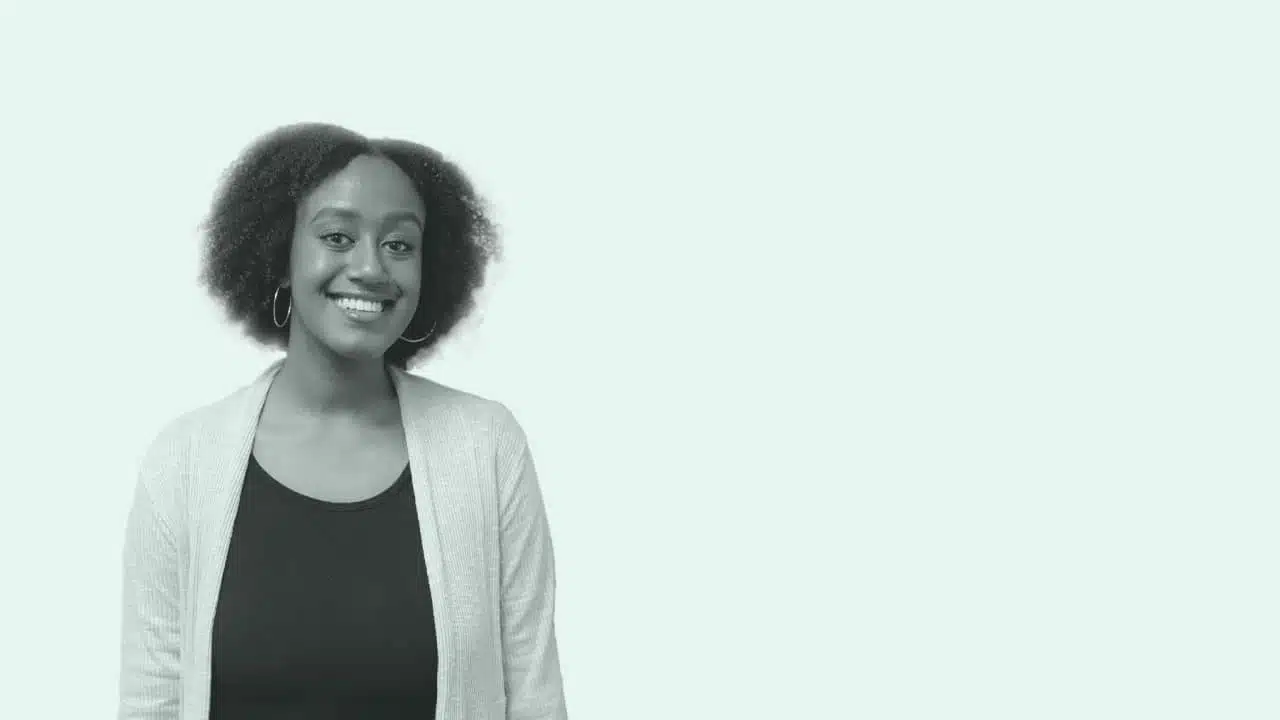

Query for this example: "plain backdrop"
[0,1,1276,718]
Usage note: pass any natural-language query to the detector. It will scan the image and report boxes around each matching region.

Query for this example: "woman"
[118,123,568,720]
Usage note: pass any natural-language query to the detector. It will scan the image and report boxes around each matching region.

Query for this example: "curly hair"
[199,122,501,369]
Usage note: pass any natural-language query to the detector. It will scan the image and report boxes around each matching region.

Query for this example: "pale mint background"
[1,1,1275,718]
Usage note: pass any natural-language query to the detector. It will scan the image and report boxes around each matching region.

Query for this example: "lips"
[326,293,396,322]
[328,292,394,307]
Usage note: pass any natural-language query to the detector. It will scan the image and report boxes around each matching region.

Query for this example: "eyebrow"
[310,207,424,230]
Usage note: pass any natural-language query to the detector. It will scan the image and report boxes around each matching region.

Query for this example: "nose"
[347,235,390,281]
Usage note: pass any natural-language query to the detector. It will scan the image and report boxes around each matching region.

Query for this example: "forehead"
[299,154,425,221]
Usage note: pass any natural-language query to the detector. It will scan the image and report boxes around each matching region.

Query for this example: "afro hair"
[199,122,500,369]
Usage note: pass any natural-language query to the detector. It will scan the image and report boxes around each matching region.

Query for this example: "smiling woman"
[199,123,499,369]
[118,123,568,720]
[279,154,430,360]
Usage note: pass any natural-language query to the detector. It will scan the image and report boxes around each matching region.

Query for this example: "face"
[283,154,426,362]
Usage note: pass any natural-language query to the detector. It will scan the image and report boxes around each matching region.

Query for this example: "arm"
[118,477,182,719]
[495,409,568,720]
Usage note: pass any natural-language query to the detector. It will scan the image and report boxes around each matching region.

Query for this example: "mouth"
[327,293,395,320]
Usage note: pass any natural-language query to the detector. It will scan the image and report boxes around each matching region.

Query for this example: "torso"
[252,392,409,503]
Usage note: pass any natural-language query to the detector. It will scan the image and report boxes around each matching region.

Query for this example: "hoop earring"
[272,285,291,328]
[400,321,436,344]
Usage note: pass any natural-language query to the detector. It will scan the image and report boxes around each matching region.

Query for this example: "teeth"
[333,296,385,313]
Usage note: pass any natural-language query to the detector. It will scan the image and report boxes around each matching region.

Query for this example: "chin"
[321,334,396,362]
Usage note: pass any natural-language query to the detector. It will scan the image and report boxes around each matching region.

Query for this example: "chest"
[252,420,409,503]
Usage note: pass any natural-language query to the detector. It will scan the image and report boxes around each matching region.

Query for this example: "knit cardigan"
[118,359,568,719]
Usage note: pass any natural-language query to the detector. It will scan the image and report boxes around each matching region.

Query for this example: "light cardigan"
[119,359,568,720]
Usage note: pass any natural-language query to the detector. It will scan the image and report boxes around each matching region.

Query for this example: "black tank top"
[209,454,438,719]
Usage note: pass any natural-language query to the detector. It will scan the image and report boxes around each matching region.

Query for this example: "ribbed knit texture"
[119,359,568,720]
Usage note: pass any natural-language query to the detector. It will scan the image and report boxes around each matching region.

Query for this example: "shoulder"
[395,371,530,456]
[142,376,259,454]
[397,371,524,431]
[133,373,264,502]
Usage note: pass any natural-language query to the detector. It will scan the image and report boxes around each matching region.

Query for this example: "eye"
[320,232,354,247]
[384,238,416,254]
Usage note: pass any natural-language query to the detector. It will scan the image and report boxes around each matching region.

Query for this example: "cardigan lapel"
[188,359,283,719]
[390,365,459,716]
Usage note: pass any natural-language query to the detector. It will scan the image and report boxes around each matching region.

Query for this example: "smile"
[328,294,394,320]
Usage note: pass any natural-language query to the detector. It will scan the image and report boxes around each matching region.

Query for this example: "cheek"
[398,291,422,319]
[289,241,336,285]
[396,264,423,305]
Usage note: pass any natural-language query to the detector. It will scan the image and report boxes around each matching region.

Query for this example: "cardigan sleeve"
[494,407,569,720]
[118,472,183,719]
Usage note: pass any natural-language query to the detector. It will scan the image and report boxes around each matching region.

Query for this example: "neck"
[274,341,397,421]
